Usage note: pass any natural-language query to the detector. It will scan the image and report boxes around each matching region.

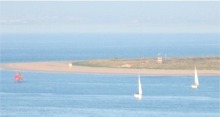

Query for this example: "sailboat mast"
[138,75,142,95]
[194,67,199,85]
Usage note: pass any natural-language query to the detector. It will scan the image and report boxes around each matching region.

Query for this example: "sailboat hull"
[134,94,142,99]
[191,84,198,88]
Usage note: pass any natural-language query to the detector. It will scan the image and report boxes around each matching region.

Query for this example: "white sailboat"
[191,67,199,88]
[134,74,142,99]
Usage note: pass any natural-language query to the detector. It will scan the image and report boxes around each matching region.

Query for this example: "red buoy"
[14,73,23,81]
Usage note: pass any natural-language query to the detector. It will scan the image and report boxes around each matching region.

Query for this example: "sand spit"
[1,61,219,76]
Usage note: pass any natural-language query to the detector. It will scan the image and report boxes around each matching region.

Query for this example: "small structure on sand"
[157,57,163,63]
[68,63,73,69]
[157,53,163,64]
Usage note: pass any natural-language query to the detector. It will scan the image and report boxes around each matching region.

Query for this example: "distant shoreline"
[1,61,219,76]
[73,56,220,70]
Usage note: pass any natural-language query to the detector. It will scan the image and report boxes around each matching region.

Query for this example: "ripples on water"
[1,70,219,117]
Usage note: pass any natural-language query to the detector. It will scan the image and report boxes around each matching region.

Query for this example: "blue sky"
[0,1,219,33]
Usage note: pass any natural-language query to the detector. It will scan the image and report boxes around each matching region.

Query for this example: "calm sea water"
[1,33,219,63]
[0,33,220,117]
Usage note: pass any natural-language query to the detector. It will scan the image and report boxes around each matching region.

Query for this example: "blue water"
[1,33,219,63]
[1,71,219,117]
[0,33,220,117]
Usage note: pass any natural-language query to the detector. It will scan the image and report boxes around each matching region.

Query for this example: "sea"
[0,33,220,117]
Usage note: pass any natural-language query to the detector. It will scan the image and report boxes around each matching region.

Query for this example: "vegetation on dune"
[73,56,220,70]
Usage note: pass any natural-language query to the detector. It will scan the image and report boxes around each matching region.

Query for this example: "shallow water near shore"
[1,70,219,117]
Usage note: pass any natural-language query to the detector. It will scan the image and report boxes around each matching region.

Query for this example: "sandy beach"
[1,61,219,76]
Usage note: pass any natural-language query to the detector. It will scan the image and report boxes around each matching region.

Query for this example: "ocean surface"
[1,33,219,63]
[0,33,220,117]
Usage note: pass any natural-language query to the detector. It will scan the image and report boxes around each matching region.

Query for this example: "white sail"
[134,74,142,100]
[194,67,199,86]
[191,67,199,88]
[138,75,142,95]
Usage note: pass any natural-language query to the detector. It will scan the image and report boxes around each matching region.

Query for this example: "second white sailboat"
[191,67,199,88]
[134,74,142,99]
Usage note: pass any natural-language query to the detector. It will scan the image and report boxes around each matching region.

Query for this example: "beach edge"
[1,61,219,76]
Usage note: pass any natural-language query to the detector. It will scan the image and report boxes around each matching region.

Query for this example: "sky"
[0,1,219,33]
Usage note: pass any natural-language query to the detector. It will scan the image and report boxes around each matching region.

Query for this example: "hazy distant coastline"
[1,56,219,76]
